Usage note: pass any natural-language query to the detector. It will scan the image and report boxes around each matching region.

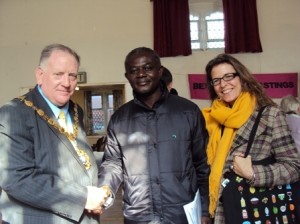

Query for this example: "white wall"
[0,0,299,109]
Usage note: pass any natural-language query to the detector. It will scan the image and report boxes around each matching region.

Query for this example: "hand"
[99,185,112,199]
[88,207,104,215]
[99,185,113,208]
[201,216,212,224]
[85,186,107,212]
[86,207,103,215]
[232,153,254,179]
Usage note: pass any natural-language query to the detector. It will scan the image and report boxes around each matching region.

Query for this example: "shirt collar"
[37,85,69,118]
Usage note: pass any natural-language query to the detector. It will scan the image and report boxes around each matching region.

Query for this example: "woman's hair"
[205,54,276,108]
[280,95,300,114]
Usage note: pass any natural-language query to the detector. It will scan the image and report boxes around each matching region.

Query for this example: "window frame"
[89,91,112,135]
[189,0,224,51]
[72,84,124,136]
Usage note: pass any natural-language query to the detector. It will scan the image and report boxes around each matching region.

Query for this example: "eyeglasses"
[210,73,239,86]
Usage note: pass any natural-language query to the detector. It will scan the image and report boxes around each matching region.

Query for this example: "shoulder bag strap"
[244,106,266,157]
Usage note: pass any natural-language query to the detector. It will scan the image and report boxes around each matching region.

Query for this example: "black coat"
[99,87,209,223]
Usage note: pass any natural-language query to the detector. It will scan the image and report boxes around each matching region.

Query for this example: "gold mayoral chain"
[19,96,91,170]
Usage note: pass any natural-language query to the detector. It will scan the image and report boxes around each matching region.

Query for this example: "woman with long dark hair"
[202,54,300,223]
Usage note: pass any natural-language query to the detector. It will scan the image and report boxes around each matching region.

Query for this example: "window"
[190,15,201,50]
[90,92,114,134]
[189,1,224,50]
[72,84,124,136]
[206,12,224,49]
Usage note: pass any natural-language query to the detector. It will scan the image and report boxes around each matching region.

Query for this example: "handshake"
[85,185,113,214]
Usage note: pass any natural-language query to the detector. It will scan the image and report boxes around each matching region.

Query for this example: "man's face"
[125,53,162,96]
[35,50,79,107]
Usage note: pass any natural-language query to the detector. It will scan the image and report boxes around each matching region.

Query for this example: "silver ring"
[230,165,234,170]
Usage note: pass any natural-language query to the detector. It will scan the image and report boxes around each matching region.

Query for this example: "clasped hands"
[85,185,112,214]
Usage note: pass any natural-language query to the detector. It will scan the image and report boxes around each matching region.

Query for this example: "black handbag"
[221,106,300,224]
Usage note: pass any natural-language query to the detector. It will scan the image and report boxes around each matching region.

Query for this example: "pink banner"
[188,73,298,99]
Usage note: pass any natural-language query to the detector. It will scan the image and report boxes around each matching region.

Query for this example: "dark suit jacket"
[0,86,100,224]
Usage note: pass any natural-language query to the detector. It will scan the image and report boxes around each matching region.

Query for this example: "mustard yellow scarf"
[202,92,256,217]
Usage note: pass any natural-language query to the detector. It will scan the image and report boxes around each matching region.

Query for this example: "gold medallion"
[19,96,91,170]
[76,147,92,170]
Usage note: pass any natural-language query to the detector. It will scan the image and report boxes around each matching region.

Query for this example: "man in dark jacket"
[99,47,210,224]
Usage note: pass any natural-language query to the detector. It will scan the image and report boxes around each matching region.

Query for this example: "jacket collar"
[133,81,169,110]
